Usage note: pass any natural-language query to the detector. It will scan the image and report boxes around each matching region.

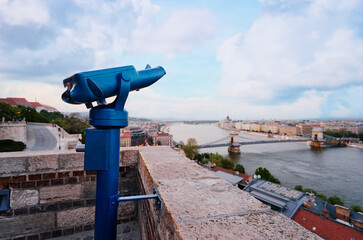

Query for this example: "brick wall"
[0,151,139,239]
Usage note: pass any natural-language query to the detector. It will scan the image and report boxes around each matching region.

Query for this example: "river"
[169,123,363,207]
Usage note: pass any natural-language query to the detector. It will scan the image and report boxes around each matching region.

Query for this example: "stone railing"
[0,147,320,239]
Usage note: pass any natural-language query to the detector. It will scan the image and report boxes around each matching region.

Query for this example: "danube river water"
[169,123,363,207]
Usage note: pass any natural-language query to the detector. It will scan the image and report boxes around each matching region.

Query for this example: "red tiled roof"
[293,209,362,240]
[41,104,57,110]
[0,98,57,111]
[211,166,252,185]
[10,98,32,107]
[0,98,17,105]
[29,102,42,107]
[121,132,131,138]
[157,132,169,136]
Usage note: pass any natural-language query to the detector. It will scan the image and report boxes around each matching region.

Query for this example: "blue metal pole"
[94,128,120,240]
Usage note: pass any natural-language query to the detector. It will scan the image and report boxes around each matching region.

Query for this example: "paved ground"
[49,221,141,240]
[26,124,57,151]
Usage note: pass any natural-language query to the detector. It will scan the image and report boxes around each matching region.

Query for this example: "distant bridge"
[176,130,338,153]
[198,134,309,149]
[199,139,308,149]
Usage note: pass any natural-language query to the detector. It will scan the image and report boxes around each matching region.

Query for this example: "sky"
[0,0,362,120]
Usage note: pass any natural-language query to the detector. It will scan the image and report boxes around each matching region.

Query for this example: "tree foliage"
[350,205,362,213]
[53,116,89,134]
[255,167,281,184]
[294,185,303,191]
[316,193,327,201]
[0,139,26,152]
[327,195,344,206]
[221,158,234,170]
[324,129,358,139]
[234,164,245,174]
[0,102,65,123]
[303,188,318,195]
[182,138,199,159]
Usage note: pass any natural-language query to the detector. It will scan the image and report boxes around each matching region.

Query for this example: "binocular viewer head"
[62,65,165,108]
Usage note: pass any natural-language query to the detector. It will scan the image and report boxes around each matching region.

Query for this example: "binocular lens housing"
[62,91,71,103]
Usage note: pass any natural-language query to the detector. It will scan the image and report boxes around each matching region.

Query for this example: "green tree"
[221,158,234,170]
[17,105,49,123]
[303,188,318,195]
[294,185,303,191]
[350,205,362,213]
[209,153,223,167]
[0,139,26,152]
[40,110,64,121]
[316,193,327,201]
[0,102,20,120]
[234,164,245,174]
[327,195,344,206]
[182,138,199,160]
[53,116,89,134]
[255,167,281,184]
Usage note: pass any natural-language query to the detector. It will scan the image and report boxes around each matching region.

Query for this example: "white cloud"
[330,104,351,118]
[0,0,49,26]
[130,8,216,56]
[217,0,363,105]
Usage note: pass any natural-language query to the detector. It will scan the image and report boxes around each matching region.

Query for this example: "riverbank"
[348,143,363,149]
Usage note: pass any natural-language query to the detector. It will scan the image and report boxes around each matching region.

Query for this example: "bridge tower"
[228,132,240,153]
[312,128,324,141]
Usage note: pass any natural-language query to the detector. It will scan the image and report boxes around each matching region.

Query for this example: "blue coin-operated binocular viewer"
[62,65,165,239]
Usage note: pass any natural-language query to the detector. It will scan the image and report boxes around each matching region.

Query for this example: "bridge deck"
[199,139,308,149]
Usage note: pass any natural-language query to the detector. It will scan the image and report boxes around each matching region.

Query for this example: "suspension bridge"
[198,134,309,150]
[178,129,343,153]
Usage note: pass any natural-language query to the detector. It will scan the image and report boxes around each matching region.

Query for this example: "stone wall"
[0,120,27,143]
[0,147,321,239]
[134,146,321,240]
[0,150,139,239]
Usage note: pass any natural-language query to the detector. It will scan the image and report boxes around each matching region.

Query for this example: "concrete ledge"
[135,146,321,239]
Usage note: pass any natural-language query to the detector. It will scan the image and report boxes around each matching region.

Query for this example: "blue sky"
[0,0,362,120]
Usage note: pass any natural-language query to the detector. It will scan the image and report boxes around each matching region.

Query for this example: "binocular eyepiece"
[61,65,165,108]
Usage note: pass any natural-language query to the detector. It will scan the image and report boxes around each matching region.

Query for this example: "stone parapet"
[134,146,321,239]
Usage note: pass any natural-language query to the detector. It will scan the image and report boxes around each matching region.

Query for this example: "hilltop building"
[0,97,57,112]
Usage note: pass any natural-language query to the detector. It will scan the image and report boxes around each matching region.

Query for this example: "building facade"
[151,132,173,146]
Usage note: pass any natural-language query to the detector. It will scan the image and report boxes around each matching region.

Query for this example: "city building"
[120,132,131,147]
[210,166,252,189]
[220,115,234,129]
[297,124,313,135]
[129,128,147,146]
[260,125,280,134]
[293,197,363,239]
[0,98,57,112]
[244,179,363,239]
[279,126,299,136]
[251,124,262,132]
[151,132,173,146]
